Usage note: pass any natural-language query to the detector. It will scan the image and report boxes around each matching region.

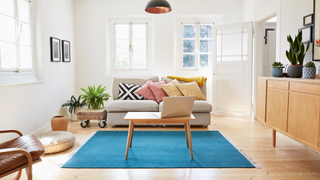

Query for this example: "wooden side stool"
[77,109,107,128]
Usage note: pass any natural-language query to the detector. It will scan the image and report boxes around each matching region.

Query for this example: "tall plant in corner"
[285,30,310,78]
[80,84,111,110]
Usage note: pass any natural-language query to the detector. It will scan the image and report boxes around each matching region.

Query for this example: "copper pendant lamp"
[145,0,172,14]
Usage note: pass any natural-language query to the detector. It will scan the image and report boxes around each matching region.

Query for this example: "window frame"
[113,22,148,71]
[175,16,221,74]
[0,0,35,73]
[107,17,154,77]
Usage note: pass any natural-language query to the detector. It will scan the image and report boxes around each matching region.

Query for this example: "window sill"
[0,80,43,87]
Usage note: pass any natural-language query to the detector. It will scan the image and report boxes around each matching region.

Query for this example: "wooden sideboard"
[257,77,320,151]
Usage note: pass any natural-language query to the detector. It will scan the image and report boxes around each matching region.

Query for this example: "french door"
[212,22,253,117]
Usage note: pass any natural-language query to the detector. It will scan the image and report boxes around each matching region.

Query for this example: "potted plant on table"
[62,95,87,120]
[271,62,284,77]
[285,30,310,78]
[80,85,111,127]
[303,62,316,79]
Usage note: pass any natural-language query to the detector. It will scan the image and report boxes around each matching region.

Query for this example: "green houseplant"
[302,62,316,79]
[285,30,310,78]
[80,84,111,110]
[62,95,86,120]
[271,62,284,77]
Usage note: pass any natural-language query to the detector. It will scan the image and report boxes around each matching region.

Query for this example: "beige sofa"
[105,76,212,126]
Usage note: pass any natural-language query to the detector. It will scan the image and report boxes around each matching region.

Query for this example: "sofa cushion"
[106,100,159,112]
[176,82,207,100]
[118,83,145,100]
[161,79,183,97]
[159,100,212,113]
[147,80,168,103]
[162,77,206,97]
[135,80,156,101]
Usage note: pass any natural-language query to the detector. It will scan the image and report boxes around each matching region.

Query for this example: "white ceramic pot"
[69,107,83,121]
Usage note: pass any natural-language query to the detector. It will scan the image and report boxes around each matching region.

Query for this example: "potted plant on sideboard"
[285,30,310,78]
[271,61,284,77]
[62,95,87,120]
[303,62,316,79]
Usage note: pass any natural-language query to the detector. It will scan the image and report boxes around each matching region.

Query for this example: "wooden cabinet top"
[258,77,320,85]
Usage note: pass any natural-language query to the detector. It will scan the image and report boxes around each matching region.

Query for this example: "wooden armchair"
[0,129,45,180]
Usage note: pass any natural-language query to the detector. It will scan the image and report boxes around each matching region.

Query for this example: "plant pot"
[271,68,283,77]
[303,67,316,79]
[51,116,68,131]
[70,107,83,121]
[287,65,303,78]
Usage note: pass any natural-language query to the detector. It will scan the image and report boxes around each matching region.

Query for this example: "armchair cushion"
[0,134,45,174]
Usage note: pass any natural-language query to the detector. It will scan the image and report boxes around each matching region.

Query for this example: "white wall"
[0,0,76,141]
[74,0,244,99]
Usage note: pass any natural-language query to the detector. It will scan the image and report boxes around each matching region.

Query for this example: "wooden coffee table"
[123,112,196,160]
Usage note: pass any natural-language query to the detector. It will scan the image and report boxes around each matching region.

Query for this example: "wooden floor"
[5,115,320,180]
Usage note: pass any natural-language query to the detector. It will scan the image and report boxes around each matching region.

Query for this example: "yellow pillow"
[161,79,183,97]
[176,82,206,100]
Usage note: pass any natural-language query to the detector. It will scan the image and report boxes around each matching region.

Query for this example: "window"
[114,23,148,70]
[181,22,212,70]
[0,0,33,72]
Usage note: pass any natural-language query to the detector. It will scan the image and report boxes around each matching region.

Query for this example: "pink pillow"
[135,80,156,101]
[147,80,168,103]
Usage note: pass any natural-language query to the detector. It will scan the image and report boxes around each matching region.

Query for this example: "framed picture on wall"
[303,14,313,26]
[298,26,313,43]
[62,40,71,62]
[313,0,320,61]
[50,37,60,62]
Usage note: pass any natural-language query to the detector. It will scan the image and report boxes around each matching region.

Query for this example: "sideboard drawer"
[290,82,320,95]
[268,80,288,90]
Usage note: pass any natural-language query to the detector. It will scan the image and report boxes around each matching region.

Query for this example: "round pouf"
[37,131,75,154]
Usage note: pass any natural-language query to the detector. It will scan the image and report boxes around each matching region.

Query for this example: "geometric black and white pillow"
[118,83,145,100]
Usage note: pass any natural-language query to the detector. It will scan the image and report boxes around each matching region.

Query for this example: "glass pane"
[132,24,146,39]
[217,35,221,56]
[0,0,14,17]
[243,33,248,55]
[183,54,195,68]
[200,40,212,53]
[115,24,129,39]
[19,45,32,69]
[183,25,195,38]
[200,25,212,38]
[19,22,31,46]
[0,14,16,42]
[132,40,146,53]
[222,28,242,34]
[222,34,242,56]
[0,42,16,68]
[222,56,242,61]
[133,53,146,68]
[18,0,30,23]
[183,40,195,53]
[200,54,208,67]
[116,40,129,53]
[116,54,129,68]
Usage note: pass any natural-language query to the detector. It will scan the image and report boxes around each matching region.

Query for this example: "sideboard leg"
[272,129,276,147]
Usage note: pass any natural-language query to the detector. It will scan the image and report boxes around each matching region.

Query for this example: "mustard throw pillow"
[161,79,183,97]
[176,82,206,100]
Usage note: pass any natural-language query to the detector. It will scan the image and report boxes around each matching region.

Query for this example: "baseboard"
[28,123,51,135]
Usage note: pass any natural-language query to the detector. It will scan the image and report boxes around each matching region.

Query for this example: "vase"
[303,67,316,79]
[70,107,83,121]
[271,68,283,77]
[51,115,68,131]
[287,65,303,78]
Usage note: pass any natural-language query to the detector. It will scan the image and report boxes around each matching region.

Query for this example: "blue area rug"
[62,131,257,168]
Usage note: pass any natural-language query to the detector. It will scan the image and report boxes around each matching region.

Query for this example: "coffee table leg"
[184,123,189,148]
[125,121,133,159]
[130,124,134,147]
[186,121,193,160]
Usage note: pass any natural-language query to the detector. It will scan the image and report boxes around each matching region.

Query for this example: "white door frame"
[253,2,281,118]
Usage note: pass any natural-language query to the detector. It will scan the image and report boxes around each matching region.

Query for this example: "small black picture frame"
[50,37,60,62]
[303,14,313,26]
[298,26,313,43]
[62,40,71,62]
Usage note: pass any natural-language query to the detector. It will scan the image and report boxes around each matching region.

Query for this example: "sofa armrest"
[0,148,33,166]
